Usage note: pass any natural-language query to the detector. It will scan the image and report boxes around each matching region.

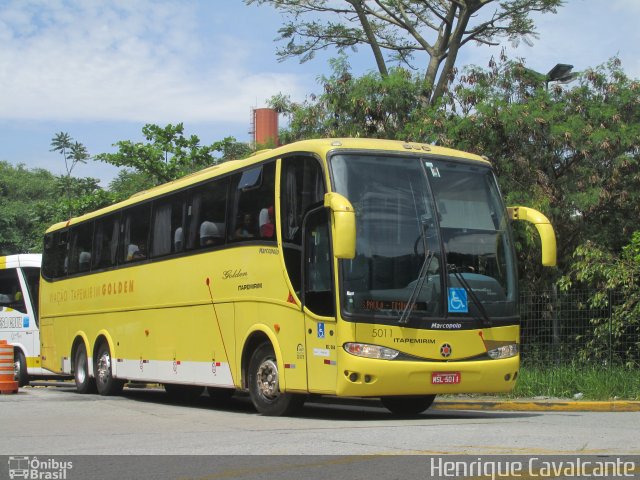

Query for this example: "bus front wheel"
[248,343,305,416]
[95,342,124,396]
[381,395,436,416]
[74,344,97,394]
[14,349,29,387]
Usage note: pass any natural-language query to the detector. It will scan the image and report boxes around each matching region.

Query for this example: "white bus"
[0,254,52,385]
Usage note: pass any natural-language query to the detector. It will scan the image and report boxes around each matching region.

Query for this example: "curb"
[433,399,640,412]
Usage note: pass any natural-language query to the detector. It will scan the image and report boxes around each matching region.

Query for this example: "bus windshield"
[330,153,517,326]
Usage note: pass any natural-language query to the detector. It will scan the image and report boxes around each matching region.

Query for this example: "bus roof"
[45,138,489,233]
[0,254,42,269]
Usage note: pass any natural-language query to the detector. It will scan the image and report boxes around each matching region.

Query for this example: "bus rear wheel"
[248,343,305,416]
[381,395,436,416]
[74,343,97,394]
[95,342,124,396]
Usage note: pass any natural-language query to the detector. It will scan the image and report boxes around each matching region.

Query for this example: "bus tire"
[247,343,305,416]
[14,349,29,387]
[95,342,124,396]
[74,343,97,394]
[381,395,436,416]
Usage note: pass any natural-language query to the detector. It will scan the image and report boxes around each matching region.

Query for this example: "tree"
[270,57,425,143]
[427,55,640,283]
[95,123,252,186]
[270,55,640,289]
[50,132,91,217]
[0,162,60,253]
[246,0,563,104]
[559,232,640,367]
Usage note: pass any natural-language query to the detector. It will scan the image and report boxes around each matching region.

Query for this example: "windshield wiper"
[399,219,434,325]
[448,264,492,328]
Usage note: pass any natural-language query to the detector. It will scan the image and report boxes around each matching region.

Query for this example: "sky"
[1,0,639,186]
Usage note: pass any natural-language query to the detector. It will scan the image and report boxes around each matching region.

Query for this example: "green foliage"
[108,170,157,201]
[272,58,426,143]
[95,124,251,185]
[50,132,92,217]
[510,364,640,400]
[274,55,640,291]
[436,56,640,285]
[559,233,640,367]
[0,162,61,253]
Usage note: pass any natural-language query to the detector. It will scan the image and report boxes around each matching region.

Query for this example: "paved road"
[1,383,638,456]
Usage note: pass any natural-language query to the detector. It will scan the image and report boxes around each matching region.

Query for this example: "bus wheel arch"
[244,337,305,416]
[241,331,272,390]
[93,335,124,396]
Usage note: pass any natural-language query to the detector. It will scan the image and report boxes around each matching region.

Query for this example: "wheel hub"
[256,359,279,399]
[97,352,111,383]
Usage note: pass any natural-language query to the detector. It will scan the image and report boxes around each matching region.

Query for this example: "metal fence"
[519,289,639,369]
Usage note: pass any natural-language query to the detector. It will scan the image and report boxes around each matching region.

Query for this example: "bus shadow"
[116,386,540,422]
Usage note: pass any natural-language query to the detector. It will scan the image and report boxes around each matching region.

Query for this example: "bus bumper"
[335,351,520,397]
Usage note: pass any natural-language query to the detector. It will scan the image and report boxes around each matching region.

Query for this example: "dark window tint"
[280,156,325,294]
[0,269,26,314]
[92,214,120,270]
[187,178,228,250]
[228,162,276,243]
[43,230,69,279]
[68,222,94,274]
[122,204,151,263]
[151,194,186,257]
[281,156,325,244]
[23,267,40,322]
[303,208,334,317]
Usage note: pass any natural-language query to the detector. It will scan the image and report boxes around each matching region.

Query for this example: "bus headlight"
[487,344,519,359]
[344,343,399,360]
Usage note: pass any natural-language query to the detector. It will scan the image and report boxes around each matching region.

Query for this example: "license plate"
[431,372,461,384]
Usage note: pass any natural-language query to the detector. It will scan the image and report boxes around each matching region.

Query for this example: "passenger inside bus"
[235,213,255,239]
[78,251,91,272]
[259,206,275,238]
[200,221,224,246]
[127,240,147,261]
[174,227,184,251]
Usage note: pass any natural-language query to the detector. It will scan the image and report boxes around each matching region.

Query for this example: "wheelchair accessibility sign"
[448,288,468,313]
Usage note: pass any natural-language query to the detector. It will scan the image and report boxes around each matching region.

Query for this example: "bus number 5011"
[371,328,393,338]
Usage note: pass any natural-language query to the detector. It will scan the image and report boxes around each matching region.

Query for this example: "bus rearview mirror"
[508,206,557,267]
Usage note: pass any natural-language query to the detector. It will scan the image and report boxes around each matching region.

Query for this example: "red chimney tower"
[252,108,279,147]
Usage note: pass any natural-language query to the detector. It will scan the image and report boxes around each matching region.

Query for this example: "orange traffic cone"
[0,340,19,394]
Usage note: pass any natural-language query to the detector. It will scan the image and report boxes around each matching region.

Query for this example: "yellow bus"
[40,138,556,415]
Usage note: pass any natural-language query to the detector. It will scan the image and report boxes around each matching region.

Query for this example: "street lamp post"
[546,63,578,90]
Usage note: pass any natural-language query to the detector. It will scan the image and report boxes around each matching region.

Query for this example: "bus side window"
[151,194,186,258]
[303,208,334,317]
[68,221,94,275]
[92,213,120,270]
[0,269,27,314]
[22,267,40,322]
[122,203,151,262]
[43,230,69,279]
[280,156,326,294]
[228,162,275,244]
[187,177,228,250]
